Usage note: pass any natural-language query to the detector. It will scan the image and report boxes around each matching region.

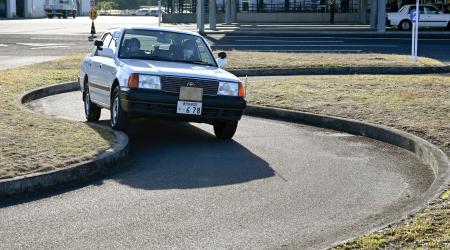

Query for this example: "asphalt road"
[1,16,450,70]
[0,91,434,249]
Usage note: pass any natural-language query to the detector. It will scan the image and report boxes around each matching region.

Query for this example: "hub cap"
[112,95,119,126]
[85,91,90,115]
[402,22,410,30]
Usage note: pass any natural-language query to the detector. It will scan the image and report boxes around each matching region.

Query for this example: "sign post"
[158,0,161,27]
[89,0,97,39]
[410,0,419,63]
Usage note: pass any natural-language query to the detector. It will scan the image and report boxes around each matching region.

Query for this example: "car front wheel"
[84,85,101,122]
[213,121,238,140]
[110,86,128,130]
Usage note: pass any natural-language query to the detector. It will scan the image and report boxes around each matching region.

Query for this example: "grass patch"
[247,75,450,249]
[0,54,116,179]
[221,51,445,70]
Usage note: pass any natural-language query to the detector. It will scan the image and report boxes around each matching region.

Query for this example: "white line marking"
[31,45,71,50]
[17,42,74,47]
[0,44,7,47]
[212,44,398,48]
[235,39,344,43]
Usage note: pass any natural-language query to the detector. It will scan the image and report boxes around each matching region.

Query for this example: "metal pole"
[412,21,415,61]
[158,0,161,26]
[414,0,419,62]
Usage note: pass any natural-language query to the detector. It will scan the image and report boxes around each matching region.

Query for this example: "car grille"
[161,76,219,96]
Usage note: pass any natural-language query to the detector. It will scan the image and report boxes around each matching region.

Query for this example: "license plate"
[177,101,202,115]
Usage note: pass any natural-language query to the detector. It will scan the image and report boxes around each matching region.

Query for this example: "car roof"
[107,26,201,37]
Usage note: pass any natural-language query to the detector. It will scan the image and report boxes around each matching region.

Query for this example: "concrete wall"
[163,12,360,24]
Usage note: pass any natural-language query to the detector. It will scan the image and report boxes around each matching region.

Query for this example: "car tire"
[84,85,101,122]
[110,86,128,131]
[399,20,412,31]
[213,121,238,140]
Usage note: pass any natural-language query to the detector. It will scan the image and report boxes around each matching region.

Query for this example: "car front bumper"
[120,89,246,124]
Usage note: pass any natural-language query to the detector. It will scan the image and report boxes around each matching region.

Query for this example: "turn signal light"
[128,74,139,89]
[238,82,246,97]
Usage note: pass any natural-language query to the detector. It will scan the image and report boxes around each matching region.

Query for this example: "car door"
[95,33,119,108]
[89,33,113,107]
[424,5,447,27]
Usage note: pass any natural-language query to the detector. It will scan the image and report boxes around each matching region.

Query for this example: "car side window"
[109,38,117,52]
[425,6,440,14]
[95,33,113,57]
[103,33,113,48]
[409,6,425,14]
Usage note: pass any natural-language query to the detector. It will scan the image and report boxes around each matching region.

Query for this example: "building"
[0,0,91,18]
[163,0,450,25]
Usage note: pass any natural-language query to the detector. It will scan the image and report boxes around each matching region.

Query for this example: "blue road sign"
[410,11,420,21]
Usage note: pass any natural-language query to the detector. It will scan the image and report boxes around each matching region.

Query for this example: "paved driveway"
[0,92,434,249]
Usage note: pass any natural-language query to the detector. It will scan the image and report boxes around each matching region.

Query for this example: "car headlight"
[128,74,161,90]
[218,81,239,96]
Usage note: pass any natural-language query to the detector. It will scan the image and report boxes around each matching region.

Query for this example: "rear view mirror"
[97,48,115,58]
[157,36,171,44]
[217,51,228,68]
[94,40,103,49]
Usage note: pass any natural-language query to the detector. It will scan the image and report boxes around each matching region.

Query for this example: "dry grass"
[247,74,450,152]
[247,75,450,249]
[0,55,116,179]
[222,51,445,70]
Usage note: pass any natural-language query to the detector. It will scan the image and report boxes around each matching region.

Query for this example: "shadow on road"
[0,118,274,206]
[114,119,275,190]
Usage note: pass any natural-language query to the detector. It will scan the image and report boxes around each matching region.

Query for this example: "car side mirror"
[94,40,103,50]
[97,47,115,58]
[217,51,228,68]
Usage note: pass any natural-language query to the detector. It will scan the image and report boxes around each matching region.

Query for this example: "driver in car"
[123,38,142,57]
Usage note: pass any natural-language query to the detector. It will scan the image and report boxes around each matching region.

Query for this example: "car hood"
[120,59,240,82]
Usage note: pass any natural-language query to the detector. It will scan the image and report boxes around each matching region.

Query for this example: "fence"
[163,0,359,14]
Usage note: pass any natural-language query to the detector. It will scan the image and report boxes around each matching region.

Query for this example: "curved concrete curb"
[0,83,129,198]
[229,65,450,77]
[245,105,449,248]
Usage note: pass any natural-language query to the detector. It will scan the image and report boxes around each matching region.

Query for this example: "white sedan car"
[79,26,246,139]
[387,4,450,30]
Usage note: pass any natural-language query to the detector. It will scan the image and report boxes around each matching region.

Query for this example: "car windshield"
[119,29,217,67]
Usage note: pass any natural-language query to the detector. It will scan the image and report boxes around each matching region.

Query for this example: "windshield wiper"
[172,59,215,67]
[123,55,169,61]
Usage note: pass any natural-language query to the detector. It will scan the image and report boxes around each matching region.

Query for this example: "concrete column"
[225,0,231,24]
[24,0,30,18]
[370,0,377,30]
[230,0,236,22]
[377,0,386,32]
[360,0,367,24]
[7,0,16,18]
[197,0,205,34]
[209,0,216,30]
